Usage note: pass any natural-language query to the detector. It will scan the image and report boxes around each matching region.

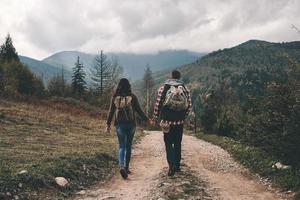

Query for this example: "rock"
[18,170,28,175]
[272,162,291,170]
[14,195,19,200]
[158,198,166,200]
[181,181,191,185]
[76,190,86,195]
[162,182,171,186]
[99,196,116,200]
[18,183,22,188]
[55,177,68,187]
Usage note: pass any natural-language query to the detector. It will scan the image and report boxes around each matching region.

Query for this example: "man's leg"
[164,125,176,176]
[174,125,183,171]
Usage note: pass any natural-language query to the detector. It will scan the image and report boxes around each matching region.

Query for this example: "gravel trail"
[73,131,292,200]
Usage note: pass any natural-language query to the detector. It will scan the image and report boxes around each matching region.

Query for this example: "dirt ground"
[72,131,293,200]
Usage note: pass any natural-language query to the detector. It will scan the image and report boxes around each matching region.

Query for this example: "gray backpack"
[163,85,188,111]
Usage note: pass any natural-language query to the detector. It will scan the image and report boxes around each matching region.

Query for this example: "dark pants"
[116,123,135,168]
[163,124,183,168]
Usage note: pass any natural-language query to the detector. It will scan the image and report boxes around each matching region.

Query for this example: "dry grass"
[0,99,116,171]
[0,99,119,199]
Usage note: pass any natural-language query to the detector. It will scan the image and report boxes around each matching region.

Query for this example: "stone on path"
[55,177,68,187]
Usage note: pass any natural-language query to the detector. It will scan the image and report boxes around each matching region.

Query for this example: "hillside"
[0,98,117,199]
[133,39,300,109]
[136,40,300,91]
[179,40,300,85]
[19,56,72,84]
[43,50,203,81]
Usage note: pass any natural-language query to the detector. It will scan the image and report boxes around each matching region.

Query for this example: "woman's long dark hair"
[113,78,132,97]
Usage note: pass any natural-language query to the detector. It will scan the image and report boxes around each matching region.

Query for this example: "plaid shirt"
[153,84,192,125]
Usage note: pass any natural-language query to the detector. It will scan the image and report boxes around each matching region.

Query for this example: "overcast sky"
[0,0,299,60]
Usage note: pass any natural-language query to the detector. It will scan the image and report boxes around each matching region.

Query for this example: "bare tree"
[91,50,122,96]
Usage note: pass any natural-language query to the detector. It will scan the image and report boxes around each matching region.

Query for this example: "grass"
[0,99,119,199]
[196,132,300,199]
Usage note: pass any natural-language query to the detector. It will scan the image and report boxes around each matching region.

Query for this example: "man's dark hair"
[172,70,181,79]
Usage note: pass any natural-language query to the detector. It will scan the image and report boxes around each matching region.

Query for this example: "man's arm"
[152,85,165,122]
[186,88,192,116]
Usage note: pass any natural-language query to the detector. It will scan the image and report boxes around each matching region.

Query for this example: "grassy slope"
[196,132,300,199]
[0,99,118,199]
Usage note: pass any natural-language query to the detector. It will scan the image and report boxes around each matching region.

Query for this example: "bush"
[2,61,45,97]
[47,74,72,97]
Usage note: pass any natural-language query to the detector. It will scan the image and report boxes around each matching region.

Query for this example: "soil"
[72,131,293,200]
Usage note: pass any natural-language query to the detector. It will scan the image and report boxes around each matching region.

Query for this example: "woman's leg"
[125,124,135,169]
[116,124,126,167]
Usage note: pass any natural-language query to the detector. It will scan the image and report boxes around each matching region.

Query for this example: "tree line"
[192,59,300,168]
[0,34,122,108]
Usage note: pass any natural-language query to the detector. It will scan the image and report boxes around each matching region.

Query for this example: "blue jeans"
[116,123,135,167]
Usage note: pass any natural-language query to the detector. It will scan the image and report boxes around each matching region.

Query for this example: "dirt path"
[73,131,292,200]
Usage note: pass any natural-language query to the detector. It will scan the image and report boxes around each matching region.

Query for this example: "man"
[151,70,192,176]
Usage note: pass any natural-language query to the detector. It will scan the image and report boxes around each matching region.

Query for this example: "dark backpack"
[114,96,134,122]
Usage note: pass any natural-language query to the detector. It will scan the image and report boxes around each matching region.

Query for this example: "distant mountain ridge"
[19,56,72,84]
[20,50,203,85]
[42,50,203,81]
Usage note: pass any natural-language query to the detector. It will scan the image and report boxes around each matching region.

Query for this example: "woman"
[106,78,148,179]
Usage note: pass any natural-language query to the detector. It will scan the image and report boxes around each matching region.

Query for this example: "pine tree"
[0,34,19,62]
[0,64,3,92]
[72,56,86,97]
[143,64,154,115]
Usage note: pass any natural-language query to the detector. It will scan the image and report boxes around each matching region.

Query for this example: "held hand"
[149,119,156,126]
[105,126,111,134]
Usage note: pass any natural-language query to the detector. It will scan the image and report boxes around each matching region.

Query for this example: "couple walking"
[106,70,192,179]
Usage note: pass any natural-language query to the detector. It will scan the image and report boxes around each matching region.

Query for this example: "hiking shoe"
[120,167,128,179]
[174,166,181,172]
[167,167,175,176]
[125,167,131,174]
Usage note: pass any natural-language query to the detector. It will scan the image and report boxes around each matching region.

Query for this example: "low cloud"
[0,0,299,59]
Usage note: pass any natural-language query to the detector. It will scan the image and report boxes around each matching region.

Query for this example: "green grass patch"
[196,132,300,199]
[0,100,119,199]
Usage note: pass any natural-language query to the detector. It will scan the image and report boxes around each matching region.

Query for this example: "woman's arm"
[132,94,148,121]
[106,97,116,127]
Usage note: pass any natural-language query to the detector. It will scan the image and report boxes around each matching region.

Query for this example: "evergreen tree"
[143,64,154,115]
[0,34,19,62]
[72,56,86,97]
[0,64,3,92]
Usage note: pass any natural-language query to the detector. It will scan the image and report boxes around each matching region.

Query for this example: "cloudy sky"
[0,0,299,60]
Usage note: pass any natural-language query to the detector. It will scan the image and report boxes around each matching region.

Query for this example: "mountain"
[19,56,72,84]
[151,40,300,87]
[133,40,300,97]
[42,50,203,81]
